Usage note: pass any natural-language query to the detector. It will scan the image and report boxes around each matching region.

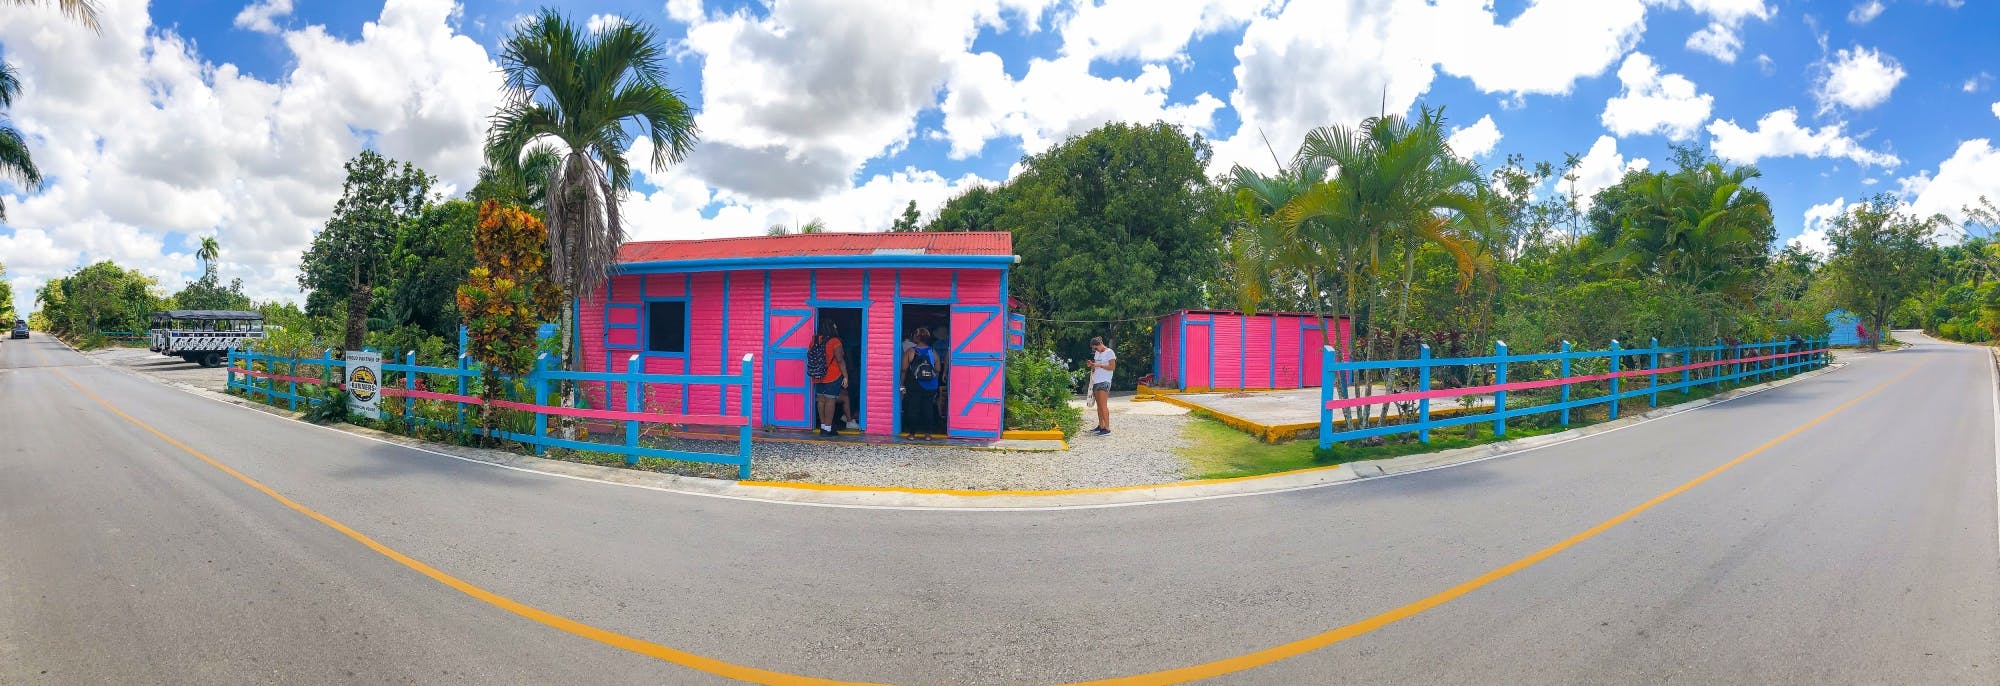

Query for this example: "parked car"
[11,320,27,339]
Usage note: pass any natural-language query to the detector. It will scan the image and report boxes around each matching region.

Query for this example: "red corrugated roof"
[618,232,1014,263]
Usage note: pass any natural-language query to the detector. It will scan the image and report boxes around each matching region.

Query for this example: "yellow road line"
[51,360,1914,686]
[54,368,882,686]
[1058,363,1920,686]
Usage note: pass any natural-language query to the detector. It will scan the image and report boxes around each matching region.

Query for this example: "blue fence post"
[226,349,237,392]
[531,353,549,455]
[1731,340,1742,381]
[1680,343,1692,395]
[1318,346,1335,450]
[624,355,642,465]
[737,353,754,479]
[287,353,299,411]
[403,350,417,433]
[1712,338,1724,389]
[1417,344,1431,444]
[456,352,470,434]
[1559,340,1572,426]
[1492,340,1508,438]
[1608,340,1622,420]
[1648,337,1660,407]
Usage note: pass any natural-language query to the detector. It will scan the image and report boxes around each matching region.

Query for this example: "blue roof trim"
[616,254,1015,274]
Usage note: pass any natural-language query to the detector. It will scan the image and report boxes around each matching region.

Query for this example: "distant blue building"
[1825,309,1865,346]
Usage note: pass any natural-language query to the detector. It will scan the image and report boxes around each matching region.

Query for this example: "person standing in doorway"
[810,320,846,437]
[902,330,942,440]
[1085,337,1115,435]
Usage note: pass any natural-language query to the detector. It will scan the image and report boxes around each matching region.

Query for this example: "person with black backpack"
[902,329,942,440]
[808,319,846,437]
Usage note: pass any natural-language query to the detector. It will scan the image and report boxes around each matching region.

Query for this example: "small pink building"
[1152,310,1353,392]
[578,232,1019,438]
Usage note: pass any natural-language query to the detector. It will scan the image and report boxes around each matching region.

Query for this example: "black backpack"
[807,337,829,380]
[911,348,937,383]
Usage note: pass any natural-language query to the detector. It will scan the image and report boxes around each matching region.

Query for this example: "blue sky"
[2,0,1999,316]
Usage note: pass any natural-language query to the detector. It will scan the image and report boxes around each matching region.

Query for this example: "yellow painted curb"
[1150,392,1482,444]
[1001,428,1064,441]
[740,461,1353,497]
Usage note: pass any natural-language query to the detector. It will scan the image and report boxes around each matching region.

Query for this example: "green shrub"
[1004,347,1085,439]
[300,383,351,424]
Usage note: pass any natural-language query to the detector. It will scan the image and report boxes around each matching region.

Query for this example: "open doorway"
[817,307,865,432]
[897,304,951,435]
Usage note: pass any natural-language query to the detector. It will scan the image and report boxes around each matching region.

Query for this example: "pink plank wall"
[899,268,952,299]
[727,271,765,425]
[1157,313,1182,386]
[865,269,896,433]
[816,269,863,300]
[770,270,809,309]
[1211,315,1243,390]
[1274,316,1303,388]
[685,272,726,416]
[957,269,1001,305]
[1242,315,1274,388]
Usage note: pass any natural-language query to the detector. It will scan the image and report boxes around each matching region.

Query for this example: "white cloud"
[1814,46,1906,112]
[1570,135,1650,212]
[1210,0,1646,174]
[1793,197,1845,257]
[1446,114,1501,158]
[940,54,1224,160]
[1755,53,1774,75]
[585,14,626,33]
[664,0,703,24]
[0,0,503,313]
[1991,101,2000,120]
[232,0,293,34]
[1645,0,1773,63]
[678,0,1079,198]
[1056,0,1271,63]
[1904,140,2000,223]
[1966,72,1992,93]
[1707,109,1900,168]
[1600,52,1713,141]
[1848,0,1885,24]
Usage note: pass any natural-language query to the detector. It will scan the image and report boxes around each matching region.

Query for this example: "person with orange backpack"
[807,319,846,437]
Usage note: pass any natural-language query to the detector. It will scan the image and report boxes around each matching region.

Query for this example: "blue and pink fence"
[1319,337,1829,448]
[226,348,755,478]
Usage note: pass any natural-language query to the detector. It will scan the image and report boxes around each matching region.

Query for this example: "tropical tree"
[4,0,98,30]
[386,199,479,338]
[1825,194,1941,349]
[0,61,42,222]
[195,235,221,276]
[485,9,699,369]
[0,261,13,322]
[298,150,433,351]
[1601,161,1774,302]
[890,200,922,232]
[457,201,564,435]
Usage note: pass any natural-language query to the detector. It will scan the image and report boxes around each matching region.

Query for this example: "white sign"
[344,351,383,420]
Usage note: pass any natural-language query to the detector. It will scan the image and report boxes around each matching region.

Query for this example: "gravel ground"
[94,343,1202,490]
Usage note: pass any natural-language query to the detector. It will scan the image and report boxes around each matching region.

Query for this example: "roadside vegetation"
[1180,373,1776,479]
[12,5,1962,460]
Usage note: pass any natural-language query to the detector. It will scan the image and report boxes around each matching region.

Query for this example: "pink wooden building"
[577,232,1020,439]
[1152,310,1353,392]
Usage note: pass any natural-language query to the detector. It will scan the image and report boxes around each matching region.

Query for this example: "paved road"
[2,331,1995,685]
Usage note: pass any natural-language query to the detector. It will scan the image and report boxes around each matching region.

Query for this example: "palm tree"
[0,62,41,222]
[1606,162,1772,301]
[486,9,699,369]
[6,0,99,31]
[196,235,221,276]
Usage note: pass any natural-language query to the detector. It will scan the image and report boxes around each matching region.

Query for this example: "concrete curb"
[82,340,1845,510]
